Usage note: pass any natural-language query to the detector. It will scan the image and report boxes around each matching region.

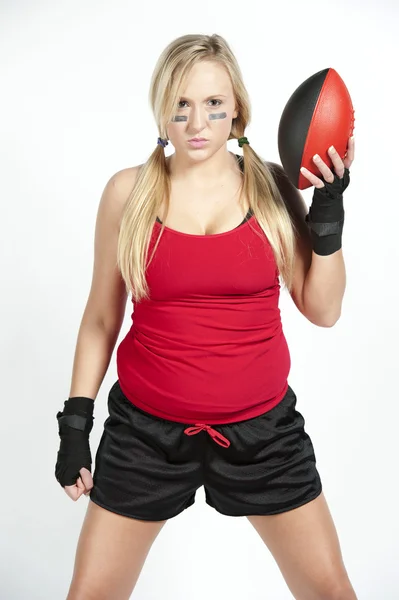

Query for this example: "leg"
[67,500,167,600]
[247,492,357,600]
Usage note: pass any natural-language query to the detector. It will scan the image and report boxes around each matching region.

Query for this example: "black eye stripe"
[172,112,227,122]
[209,112,227,120]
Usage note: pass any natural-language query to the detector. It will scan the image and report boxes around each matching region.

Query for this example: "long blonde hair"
[117,33,297,303]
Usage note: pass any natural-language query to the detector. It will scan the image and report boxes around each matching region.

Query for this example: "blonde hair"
[117,33,297,303]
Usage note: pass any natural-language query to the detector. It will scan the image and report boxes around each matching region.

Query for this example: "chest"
[147,218,279,301]
[158,179,250,236]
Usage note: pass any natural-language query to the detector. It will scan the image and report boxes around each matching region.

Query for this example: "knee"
[295,573,356,600]
[317,577,357,600]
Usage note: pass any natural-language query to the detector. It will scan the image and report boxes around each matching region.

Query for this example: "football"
[277,68,355,190]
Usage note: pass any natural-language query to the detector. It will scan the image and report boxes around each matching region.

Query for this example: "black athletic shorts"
[89,380,322,521]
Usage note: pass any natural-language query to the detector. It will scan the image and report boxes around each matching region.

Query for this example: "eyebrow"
[179,94,228,101]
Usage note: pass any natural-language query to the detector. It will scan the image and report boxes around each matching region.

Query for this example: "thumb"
[80,467,93,492]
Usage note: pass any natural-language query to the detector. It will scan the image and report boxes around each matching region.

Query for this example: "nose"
[187,105,207,135]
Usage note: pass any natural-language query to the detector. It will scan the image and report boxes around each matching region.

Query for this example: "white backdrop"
[1,0,398,598]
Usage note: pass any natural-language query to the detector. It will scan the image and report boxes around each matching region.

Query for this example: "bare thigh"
[67,500,167,600]
[247,493,357,600]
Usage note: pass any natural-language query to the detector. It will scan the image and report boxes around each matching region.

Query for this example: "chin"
[180,146,211,159]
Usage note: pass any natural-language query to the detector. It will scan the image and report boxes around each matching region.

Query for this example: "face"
[166,61,238,160]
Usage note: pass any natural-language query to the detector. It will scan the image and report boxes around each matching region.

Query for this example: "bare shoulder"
[83,164,142,329]
[99,164,142,224]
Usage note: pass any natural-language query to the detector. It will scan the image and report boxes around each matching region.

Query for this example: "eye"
[177,99,223,109]
[209,99,222,107]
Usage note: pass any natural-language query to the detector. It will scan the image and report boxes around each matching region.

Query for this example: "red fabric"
[117,216,291,426]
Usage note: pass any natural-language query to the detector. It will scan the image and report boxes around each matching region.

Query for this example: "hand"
[64,467,93,501]
[300,136,355,188]
[55,396,95,501]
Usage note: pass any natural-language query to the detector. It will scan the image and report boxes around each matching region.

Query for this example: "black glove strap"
[305,214,344,237]
[56,413,90,432]
[56,396,95,436]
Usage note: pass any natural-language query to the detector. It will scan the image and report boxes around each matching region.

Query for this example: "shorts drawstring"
[184,424,231,448]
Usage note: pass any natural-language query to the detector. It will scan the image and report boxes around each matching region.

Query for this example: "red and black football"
[277,68,355,190]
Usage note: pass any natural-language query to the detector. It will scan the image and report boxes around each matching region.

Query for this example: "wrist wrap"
[305,167,350,256]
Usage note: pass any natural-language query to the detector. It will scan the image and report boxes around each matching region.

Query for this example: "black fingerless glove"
[305,167,350,256]
[55,396,95,487]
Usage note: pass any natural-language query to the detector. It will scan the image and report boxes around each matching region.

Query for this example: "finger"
[78,468,93,497]
[327,146,345,178]
[80,469,93,496]
[313,154,335,183]
[75,478,86,500]
[300,166,325,189]
[80,467,93,491]
[343,136,355,169]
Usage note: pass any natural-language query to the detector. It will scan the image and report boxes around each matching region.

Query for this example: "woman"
[55,33,357,600]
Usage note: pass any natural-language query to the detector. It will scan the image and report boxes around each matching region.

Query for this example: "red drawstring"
[184,424,231,448]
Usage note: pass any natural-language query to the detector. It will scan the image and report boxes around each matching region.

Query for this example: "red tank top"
[116,211,291,432]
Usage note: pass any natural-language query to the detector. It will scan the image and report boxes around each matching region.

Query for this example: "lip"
[188,139,209,148]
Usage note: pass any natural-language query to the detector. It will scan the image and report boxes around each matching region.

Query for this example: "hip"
[104,378,309,456]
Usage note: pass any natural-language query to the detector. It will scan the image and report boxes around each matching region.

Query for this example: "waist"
[117,379,289,425]
[116,329,291,424]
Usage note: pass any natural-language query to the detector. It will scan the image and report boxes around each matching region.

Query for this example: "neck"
[167,148,240,189]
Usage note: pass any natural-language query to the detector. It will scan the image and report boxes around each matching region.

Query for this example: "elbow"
[306,310,341,328]
[315,313,341,328]
[319,318,339,328]
[299,293,343,328]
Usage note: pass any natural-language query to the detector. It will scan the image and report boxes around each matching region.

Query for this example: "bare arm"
[68,321,121,400]
[268,162,345,327]
[68,166,140,399]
